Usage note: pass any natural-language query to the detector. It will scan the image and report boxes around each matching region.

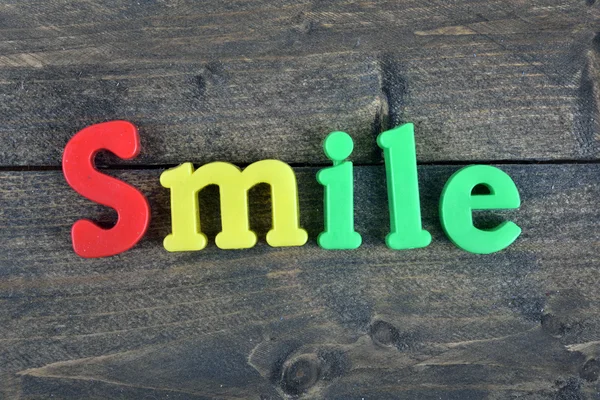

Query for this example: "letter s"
[62,121,150,258]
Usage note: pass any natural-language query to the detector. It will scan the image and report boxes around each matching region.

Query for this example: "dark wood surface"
[0,0,598,166]
[2,165,600,399]
[0,0,599,399]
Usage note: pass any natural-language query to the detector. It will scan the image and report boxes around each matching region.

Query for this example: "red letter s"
[62,121,150,258]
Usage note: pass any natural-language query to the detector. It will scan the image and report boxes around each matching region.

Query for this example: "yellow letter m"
[160,160,308,251]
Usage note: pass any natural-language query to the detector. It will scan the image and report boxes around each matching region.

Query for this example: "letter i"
[377,123,431,250]
[317,131,362,249]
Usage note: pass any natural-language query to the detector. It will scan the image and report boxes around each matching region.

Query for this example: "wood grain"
[0,163,599,398]
[0,0,598,166]
[0,53,385,167]
[1,1,599,399]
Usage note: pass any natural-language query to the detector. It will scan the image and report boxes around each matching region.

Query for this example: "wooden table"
[0,0,599,398]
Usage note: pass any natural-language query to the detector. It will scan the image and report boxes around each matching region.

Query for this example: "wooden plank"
[0,0,598,166]
[0,53,385,167]
[0,164,599,398]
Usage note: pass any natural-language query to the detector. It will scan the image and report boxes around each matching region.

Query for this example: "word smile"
[62,121,521,258]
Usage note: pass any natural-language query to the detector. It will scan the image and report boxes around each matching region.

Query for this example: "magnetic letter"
[440,165,521,254]
[317,131,362,249]
[62,121,150,258]
[377,123,431,250]
[161,160,308,251]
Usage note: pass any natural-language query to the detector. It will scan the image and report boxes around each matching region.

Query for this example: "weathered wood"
[0,54,385,167]
[0,164,599,398]
[1,1,599,399]
[0,0,598,166]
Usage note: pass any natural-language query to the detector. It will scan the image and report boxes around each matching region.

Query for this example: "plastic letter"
[377,123,431,250]
[161,160,308,251]
[440,165,521,254]
[317,131,362,249]
[62,121,150,258]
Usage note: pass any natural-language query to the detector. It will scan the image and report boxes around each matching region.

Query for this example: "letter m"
[160,160,308,251]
